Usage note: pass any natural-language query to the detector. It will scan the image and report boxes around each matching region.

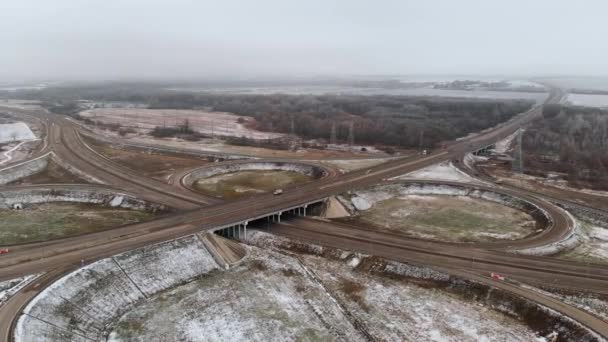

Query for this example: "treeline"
[523,105,608,190]
[11,84,533,148]
[148,94,532,148]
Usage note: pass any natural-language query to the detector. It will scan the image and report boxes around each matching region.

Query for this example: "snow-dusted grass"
[558,221,608,264]
[22,259,144,340]
[113,235,218,296]
[392,161,479,183]
[244,230,548,342]
[109,247,363,342]
[108,239,544,342]
[0,122,36,143]
[15,235,219,342]
[303,253,543,342]
[343,183,544,243]
[80,108,283,140]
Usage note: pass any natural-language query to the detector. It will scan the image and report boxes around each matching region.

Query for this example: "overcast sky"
[1,0,607,81]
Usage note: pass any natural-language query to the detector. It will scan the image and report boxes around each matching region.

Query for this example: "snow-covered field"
[107,230,546,342]
[109,247,364,342]
[80,108,283,140]
[15,235,219,342]
[566,93,608,109]
[245,230,558,341]
[0,122,36,143]
[393,161,479,183]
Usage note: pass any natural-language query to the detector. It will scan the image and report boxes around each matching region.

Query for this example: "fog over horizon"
[2,0,608,82]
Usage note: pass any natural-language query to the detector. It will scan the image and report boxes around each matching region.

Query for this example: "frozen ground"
[108,233,543,342]
[80,108,283,140]
[246,230,550,342]
[566,93,608,109]
[0,122,36,143]
[393,161,479,183]
[15,235,219,342]
[109,247,363,342]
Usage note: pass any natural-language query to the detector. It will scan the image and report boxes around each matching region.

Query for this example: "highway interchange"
[1,88,608,339]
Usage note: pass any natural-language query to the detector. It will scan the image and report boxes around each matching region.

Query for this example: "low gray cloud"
[1,0,607,81]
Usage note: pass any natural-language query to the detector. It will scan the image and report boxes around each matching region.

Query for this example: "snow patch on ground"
[0,274,41,306]
[493,130,520,154]
[80,108,284,140]
[350,190,394,210]
[392,161,479,183]
[0,122,36,143]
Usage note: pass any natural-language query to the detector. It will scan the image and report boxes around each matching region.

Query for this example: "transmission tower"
[290,117,295,136]
[330,122,337,145]
[512,128,524,173]
[347,122,355,146]
[419,130,425,150]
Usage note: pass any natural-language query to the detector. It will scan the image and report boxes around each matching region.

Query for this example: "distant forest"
[523,104,608,190]
[148,93,532,148]
[5,84,533,148]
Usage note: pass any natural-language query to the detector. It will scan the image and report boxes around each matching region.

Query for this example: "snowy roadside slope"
[392,161,480,183]
[15,235,220,342]
[113,235,218,296]
[15,316,91,342]
[18,259,144,340]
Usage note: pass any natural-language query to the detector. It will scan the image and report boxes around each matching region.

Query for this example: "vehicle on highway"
[0,248,9,255]
[273,189,283,195]
[491,272,505,281]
